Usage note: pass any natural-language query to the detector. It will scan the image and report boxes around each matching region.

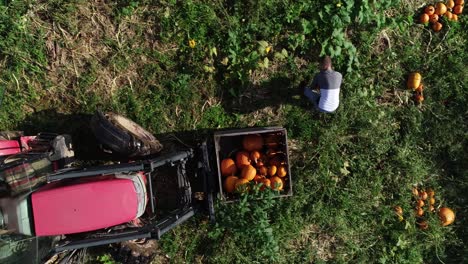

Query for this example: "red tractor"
[0,111,291,263]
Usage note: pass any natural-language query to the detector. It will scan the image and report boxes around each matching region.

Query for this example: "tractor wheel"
[90,111,162,157]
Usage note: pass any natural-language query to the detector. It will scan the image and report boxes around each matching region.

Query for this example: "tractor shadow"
[16,110,110,161]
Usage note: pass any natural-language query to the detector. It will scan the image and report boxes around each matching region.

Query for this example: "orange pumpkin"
[236,151,251,169]
[250,150,261,163]
[221,158,237,176]
[241,164,256,181]
[427,188,435,197]
[407,72,422,90]
[414,93,425,103]
[416,199,425,208]
[453,4,463,14]
[394,206,403,216]
[455,0,464,5]
[235,178,250,193]
[420,13,430,23]
[429,197,436,205]
[425,5,436,15]
[435,2,447,15]
[270,176,283,191]
[242,134,263,151]
[259,178,271,190]
[412,187,419,197]
[419,191,428,201]
[444,11,453,19]
[452,14,458,21]
[447,0,455,8]
[253,174,264,183]
[415,84,424,93]
[258,166,268,176]
[429,13,439,23]
[224,176,239,193]
[438,207,455,226]
[417,220,429,230]
[432,21,443,32]
[277,166,287,177]
[415,207,424,217]
[267,165,277,177]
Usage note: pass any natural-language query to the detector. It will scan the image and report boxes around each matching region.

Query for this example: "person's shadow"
[219,75,313,115]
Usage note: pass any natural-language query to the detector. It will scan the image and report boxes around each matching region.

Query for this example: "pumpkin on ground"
[420,13,430,23]
[453,4,463,14]
[415,84,424,93]
[419,191,428,200]
[439,207,455,226]
[444,11,453,20]
[432,21,443,32]
[415,207,424,217]
[425,5,436,15]
[417,220,429,230]
[394,206,403,216]
[416,200,425,207]
[427,188,435,197]
[447,0,455,9]
[435,2,447,15]
[407,72,422,89]
[414,92,425,103]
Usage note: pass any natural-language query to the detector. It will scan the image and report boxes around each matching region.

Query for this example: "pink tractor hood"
[31,172,147,236]
[0,140,21,156]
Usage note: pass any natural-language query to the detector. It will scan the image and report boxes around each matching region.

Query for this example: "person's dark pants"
[304,87,320,109]
[303,87,335,113]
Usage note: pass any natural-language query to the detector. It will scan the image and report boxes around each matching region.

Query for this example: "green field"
[0,0,467,263]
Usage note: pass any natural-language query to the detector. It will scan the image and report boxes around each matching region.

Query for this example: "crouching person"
[304,56,343,113]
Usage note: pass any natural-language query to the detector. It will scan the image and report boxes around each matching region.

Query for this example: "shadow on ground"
[218,76,313,115]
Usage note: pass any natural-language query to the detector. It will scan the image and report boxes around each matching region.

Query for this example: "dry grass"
[27,0,164,110]
[286,224,341,262]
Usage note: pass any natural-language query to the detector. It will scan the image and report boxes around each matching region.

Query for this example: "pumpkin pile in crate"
[220,133,288,194]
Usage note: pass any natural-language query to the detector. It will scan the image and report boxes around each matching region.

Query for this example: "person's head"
[320,56,332,71]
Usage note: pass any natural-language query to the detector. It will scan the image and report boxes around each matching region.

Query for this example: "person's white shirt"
[319,88,340,112]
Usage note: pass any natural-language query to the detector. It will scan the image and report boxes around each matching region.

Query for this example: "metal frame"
[50,207,195,253]
[43,149,200,256]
